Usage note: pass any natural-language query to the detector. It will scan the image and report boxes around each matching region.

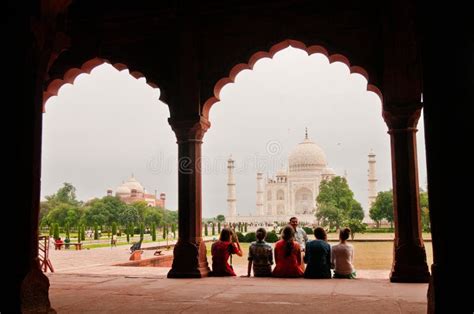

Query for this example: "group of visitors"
[210,217,356,279]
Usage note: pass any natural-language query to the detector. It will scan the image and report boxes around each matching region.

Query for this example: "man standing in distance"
[289,217,308,270]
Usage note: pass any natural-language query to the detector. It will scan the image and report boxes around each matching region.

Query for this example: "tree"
[112,222,117,236]
[94,225,99,240]
[171,223,176,238]
[65,222,70,240]
[344,219,367,240]
[151,222,157,241]
[130,201,148,223]
[317,203,345,230]
[420,190,430,232]
[162,223,167,240]
[77,224,82,243]
[204,223,208,236]
[211,222,215,236]
[54,183,79,204]
[83,196,127,228]
[216,214,225,222]
[119,206,140,229]
[43,203,82,228]
[144,207,163,227]
[369,190,394,228]
[53,223,60,240]
[348,201,364,220]
[316,176,364,230]
[217,222,221,233]
[139,223,145,241]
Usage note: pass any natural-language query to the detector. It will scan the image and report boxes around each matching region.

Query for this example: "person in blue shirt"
[303,227,331,279]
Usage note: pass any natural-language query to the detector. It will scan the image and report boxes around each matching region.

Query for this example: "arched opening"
[276,190,285,201]
[294,187,313,215]
[41,60,178,279]
[201,41,430,283]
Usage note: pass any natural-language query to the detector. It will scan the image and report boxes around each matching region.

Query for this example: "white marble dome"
[289,137,327,171]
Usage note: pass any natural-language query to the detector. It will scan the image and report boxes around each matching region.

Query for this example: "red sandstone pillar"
[383,105,430,283]
[167,117,210,278]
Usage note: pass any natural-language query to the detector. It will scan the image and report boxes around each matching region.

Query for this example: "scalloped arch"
[202,39,383,119]
[43,57,161,112]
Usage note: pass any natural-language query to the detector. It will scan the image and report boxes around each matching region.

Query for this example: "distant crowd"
[210,217,356,279]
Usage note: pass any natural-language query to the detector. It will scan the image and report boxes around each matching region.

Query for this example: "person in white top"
[331,227,356,279]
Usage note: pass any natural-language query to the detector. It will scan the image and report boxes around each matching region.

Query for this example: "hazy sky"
[42,47,426,219]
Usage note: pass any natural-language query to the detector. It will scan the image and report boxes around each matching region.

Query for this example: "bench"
[54,242,83,250]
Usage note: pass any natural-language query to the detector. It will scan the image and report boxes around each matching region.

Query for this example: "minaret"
[368,149,378,209]
[227,156,237,217]
[256,172,264,216]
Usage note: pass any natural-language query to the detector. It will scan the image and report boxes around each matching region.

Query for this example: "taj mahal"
[226,130,377,224]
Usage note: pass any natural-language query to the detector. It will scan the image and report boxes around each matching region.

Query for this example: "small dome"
[116,184,131,195]
[123,175,144,193]
[289,137,327,172]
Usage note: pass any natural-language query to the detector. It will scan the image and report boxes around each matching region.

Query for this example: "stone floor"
[46,243,429,313]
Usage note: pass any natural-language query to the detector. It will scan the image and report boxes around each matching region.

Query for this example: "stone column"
[13,1,71,311]
[383,105,430,283]
[167,117,210,278]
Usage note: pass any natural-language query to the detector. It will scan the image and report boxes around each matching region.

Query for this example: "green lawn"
[206,240,433,270]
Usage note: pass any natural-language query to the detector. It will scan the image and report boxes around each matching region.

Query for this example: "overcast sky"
[42,47,426,219]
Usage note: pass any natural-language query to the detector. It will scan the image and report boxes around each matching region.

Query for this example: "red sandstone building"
[106,175,166,208]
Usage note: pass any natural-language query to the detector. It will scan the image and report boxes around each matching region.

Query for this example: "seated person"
[272,225,304,277]
[331,228,356,279]
[246,228,273,277]
[64,237,71,249]
[304,227,331,279]
[130,239,143,253]
[54,237,64,250]
[210,228,242,276]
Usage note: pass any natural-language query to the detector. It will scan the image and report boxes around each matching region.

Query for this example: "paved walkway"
[46,244,429,313]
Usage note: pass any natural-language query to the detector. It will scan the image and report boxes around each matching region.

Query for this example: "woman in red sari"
[272,225,304,277]
[210,228,242,276]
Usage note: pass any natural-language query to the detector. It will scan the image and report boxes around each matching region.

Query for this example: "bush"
[303,227,313,235]
[244,232,256,243]
[236,232,245,242]
[365,227,394,233]
[53,223,60,240]
[265,231,279,243]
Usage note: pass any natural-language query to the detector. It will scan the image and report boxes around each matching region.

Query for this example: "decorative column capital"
[168,116,211,143]
[382,103,422,131]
